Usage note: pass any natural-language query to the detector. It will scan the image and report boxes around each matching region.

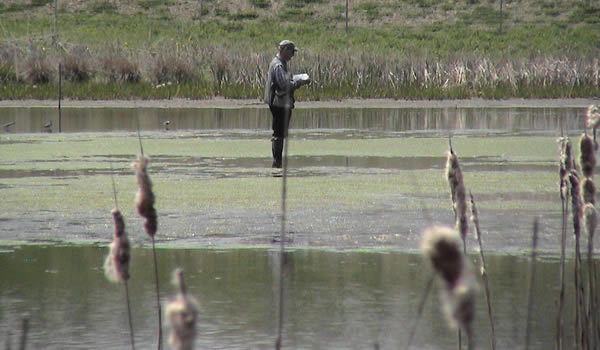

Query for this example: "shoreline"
[0,97,598,109]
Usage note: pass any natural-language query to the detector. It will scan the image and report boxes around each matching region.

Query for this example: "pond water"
[0,104,597,349]
[0,105,586,134]
[0,245,586,350]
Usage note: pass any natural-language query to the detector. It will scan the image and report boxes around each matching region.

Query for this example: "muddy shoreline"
[0,97,597,109]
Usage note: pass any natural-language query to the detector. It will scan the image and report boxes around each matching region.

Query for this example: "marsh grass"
[1,0,599,99]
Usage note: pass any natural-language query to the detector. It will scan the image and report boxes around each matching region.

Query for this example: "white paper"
[293,73,309,83]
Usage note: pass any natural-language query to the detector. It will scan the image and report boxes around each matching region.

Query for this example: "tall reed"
[133,130,163,350]
[579,132,598,350]
[103,177,135,350]
[445,139,468,253]
[585,105,600,149]
[421,225,477,350]
[524,219,539,350]
[165,269,199,350]
[556,136,573,350]
[469,192,496,350]
[568,169,586,349]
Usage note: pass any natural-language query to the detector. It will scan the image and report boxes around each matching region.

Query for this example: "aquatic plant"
[103,208,131,283]
[585,105,600,148]
[421,225,477,350]
[556,136,573,350]
[469,192,496,350]
[103,176,135,350]
[578,134,596,178]
[445,139,468,253]
[134,154,158,238]
[133,133,163,350]
[578,132,599,350]
[166,269,199,350]
[524,219,539,350]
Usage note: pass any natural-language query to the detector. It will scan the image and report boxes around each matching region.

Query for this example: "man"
[263,40,310,168]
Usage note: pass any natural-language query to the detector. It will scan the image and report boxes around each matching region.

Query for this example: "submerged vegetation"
[0,0,599,100]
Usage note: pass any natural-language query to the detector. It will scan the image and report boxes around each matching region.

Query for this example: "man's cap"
[279,40,299,52]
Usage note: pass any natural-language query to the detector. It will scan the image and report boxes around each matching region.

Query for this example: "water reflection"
[0,246,582,350]
[0,106,586,133]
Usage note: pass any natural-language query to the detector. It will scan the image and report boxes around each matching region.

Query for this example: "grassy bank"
[0,0,599,100]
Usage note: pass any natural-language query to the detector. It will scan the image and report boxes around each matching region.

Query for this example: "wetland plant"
[165,269,199,350]
[133,151,163,350]
[469,192,496,350]
[421,225,477,350]
[585,105,600,149]
[556,136,573,350]
[524,219,539,350]
[103,206,135,350]
[445,138,468,253]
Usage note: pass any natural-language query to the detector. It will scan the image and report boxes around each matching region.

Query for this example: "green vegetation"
[0,0,598,100]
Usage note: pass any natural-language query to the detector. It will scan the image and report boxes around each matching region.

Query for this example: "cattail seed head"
[586,104,600,130]
[421,226,477,333]
[166,268,199,350]
[103,209,131,282]
[441,271,477,331]
[421,226,464,288]
[133,154,158,237]
[578,134,596,178]
[569,171,582,237]
[558,137,573,200]
[446,150,463,205]
[454,183,468,241]
[583,203,597,240]
[581,177,596,205]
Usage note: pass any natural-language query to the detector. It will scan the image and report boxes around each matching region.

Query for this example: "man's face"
[281,46,296,60]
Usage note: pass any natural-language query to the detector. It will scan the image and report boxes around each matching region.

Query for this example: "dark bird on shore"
[3,121,15,132]
[163,120,170,131]
[44,120,52,133]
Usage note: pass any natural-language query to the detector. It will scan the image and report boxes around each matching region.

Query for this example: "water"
[0,104,596,349]
[0,245,583,349]
[0,105,586,134]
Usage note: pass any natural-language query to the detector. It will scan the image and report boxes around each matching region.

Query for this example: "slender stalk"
[275,107,290,350]
[124,281,136,350]
[524,218,539,350]
[18,316,29,350]
[110,168,135,350]
[404,275,434,350]
[136,115,144,157]
[469,193,496,350]
[556,196,568,350]
[152,237,163,350]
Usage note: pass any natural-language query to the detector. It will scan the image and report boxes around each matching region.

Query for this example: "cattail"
[133,154,158,237]
[104,209,131,282]
[578,134,596,178]
[581,177,596,205]
[586,104,600,149]
[421,225,477,340]
[569,171,582,237]
[558,137,573,200]
[166,269,199,350]
[583,203,597,238]
[586,104,600,130]
[446,144,469,248]
[446,148,463,209]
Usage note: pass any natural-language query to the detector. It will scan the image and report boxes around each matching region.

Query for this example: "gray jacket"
[264,55,302,109]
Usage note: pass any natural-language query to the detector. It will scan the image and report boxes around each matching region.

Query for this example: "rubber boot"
[271,137,284,168]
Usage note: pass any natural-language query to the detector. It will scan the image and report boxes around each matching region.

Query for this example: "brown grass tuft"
[62,45,93,83]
